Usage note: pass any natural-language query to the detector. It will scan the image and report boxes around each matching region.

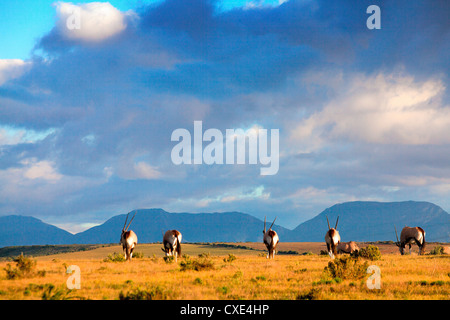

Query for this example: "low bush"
[4,253,40,279]
[131,251,144,259]
[429,246,445,255]
[296,288,320,300]
[41,284,83,300]
[352,245,382,261]
[324,255,368,280]
[163,256,175,263]
[179,255,215,271]
[119,286,167,300]
[223,254,236,263]
[103,252,125,262]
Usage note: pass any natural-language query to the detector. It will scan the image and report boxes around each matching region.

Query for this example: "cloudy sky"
[0,0,449,233]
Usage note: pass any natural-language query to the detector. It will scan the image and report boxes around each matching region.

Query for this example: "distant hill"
[72,209,291,244]
[0,215,74,246]
[287,201,450,242]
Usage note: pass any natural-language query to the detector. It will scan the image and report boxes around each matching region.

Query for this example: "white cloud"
[115,161,162,180]
[195,185,270,207]
[0,157,105,208]
[55,2,130,42]
[291,73,449,146]
[53,222,100,234]
[0,59,31,86]
[133,161,162,180]
[21,158,62,181]
[220,185,270,203]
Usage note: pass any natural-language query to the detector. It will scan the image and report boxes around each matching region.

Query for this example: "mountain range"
[0,201,448,247]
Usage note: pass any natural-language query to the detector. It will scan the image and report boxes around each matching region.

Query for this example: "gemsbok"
[120,211,138,262]
[325,215,340,259]
[263,216,279,259]
[337,241,360,254]
[395,226,426,255]
[162,230,182,262]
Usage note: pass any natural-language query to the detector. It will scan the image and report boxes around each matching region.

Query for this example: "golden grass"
[0,243,448,300]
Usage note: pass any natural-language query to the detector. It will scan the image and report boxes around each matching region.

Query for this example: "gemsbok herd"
[119,212,427,261]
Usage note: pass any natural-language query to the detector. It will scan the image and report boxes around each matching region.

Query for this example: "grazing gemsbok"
[395,226,426,255]
[120,211,138,262]
[263,216,279,259]
[337,241,360,254]
[161,230,182,262]
[325,215,340,259]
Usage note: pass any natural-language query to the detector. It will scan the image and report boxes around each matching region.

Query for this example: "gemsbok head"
[337,241,360,254]
[394,226,426,255]
[325,215,340,259]
[161,230,182,262]
[263,216,279,259]
[120,211,138,262]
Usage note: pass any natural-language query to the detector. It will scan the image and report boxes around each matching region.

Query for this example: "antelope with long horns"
[325,215,340,259]
[395,226,426,255]
[337,241,360,254]
[161,230,182,262]
[263,216,279,259]
[120,211,138,262]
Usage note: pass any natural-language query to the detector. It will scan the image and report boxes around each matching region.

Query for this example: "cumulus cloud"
[291,73,449,146]
[171,185,270,209]
[54,2,130,42]
[0,59,31,86]
[130,161,162,180]
[21,158,62,181]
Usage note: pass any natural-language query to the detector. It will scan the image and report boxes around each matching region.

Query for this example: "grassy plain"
[0,243,448,300]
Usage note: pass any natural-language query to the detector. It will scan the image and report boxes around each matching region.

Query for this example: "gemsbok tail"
[176,238,182,257]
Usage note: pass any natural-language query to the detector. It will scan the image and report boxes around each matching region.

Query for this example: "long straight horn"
[335,216,339,229]
[269,217,277,230]
[123,213,130,230]
[125,211,137,231]
[326,215,331,230]
[264,216,266,232]
[394,226,399,243]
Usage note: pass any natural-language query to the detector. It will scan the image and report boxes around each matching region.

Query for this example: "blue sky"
[0,0,449,233]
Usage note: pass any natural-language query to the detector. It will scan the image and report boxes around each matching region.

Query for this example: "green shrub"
[278,250,300,255]
[119,286,167,300]
[296,288,320,300]
[103,252,125,262]
[4,254,39,279]
[223,254,236,263]
[324,256,368,280]
[41,284,82,300]
[131,251,144,259]
[429,246,445,255]
[163,256,175,263]
[179,255,215,271]
[352,245,382,261]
